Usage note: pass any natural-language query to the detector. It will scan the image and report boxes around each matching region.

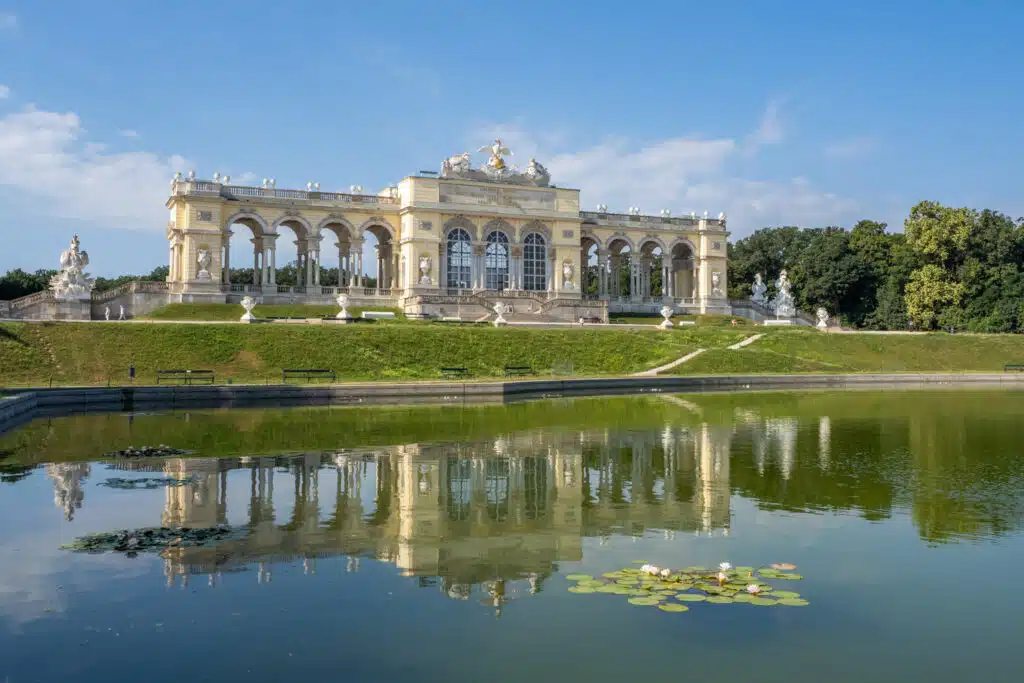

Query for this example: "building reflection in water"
[96,422,734,606]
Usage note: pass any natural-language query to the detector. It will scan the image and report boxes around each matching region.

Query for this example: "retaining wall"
[3,373,1024,434]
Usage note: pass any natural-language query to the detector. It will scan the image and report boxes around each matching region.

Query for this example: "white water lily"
[746,583,762,595]
[719,562,732,572]
[660,568,671,579]
[717,571,728,583]
[641,564,661,576]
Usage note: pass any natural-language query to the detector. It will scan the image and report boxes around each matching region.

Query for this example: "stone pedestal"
[764,319,793,326]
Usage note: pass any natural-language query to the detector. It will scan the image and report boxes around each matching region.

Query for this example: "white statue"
[659,305,674,329]
[751,273,767,304]
[492,301,510,327]
[771,270,796,318]
[441,152,472,177]
[524,157,551,187]
[561,260,574,289]
[419,255,433,285]
[196,248,212,280]
[479,138,513,171]
[104,306,111,321]
[335,293,351,320]
[711,271,723,297]
[816,307,830,330]
[50,234,95,300]
[118,304,126,321]
[240,295,257,322]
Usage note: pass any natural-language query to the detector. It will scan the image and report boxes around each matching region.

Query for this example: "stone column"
[222,240,231,285]
[252,239,261,285]
[662,263,671,299]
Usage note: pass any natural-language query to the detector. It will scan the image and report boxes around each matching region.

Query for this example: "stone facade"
[163,149,730,322]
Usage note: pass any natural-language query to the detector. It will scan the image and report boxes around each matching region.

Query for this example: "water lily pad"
[731,594,754,603]
[658,603,689,613]
[628,597,661,606]
[749,597,777,606]
[706,596,734,604]
[702,585,724,594]
[602,571,625,579]
[674,582,693,590]
[777,598,809,607]
[565,574,592,581]
[631,560,647,564]
[597,585,621,593]
[771,591,801,600]
[684,566,709,572]
[568,586,595,593]
[616,579,639,586]
[774,573,804,580]
[735,566,755,574]
[675,594,707,602]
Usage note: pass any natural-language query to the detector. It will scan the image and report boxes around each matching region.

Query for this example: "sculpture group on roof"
[441,139,551,187]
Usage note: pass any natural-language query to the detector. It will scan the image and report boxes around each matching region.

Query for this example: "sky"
[0,0,1022,276]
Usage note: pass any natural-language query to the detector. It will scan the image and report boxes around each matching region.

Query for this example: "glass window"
[485,231,510,290]
[446,228,472,289]
[523,232,547,291]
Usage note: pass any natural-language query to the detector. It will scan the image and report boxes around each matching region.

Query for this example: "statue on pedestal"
[561,260,575,290]
[771,270,796,318]
[419,255,433,285]
[50,234,94,300]
[751,273,767,304]
[196,248,213,280]
[816,307,830,330]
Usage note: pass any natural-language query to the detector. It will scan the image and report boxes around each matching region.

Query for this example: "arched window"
[446,228,472,289]
[523,232,547,291]
[485,231,510,290]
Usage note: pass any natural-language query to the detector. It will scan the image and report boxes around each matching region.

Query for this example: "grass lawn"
[675,328,1024,374]
[0,322,744,386]
[144,303,405,321]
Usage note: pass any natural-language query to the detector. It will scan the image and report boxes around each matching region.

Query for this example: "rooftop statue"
[50,234,95,300]
[439,140,551,187]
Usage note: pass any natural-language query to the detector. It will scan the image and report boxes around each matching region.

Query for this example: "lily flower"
[746,584,762,595]
[660,568,671,579]
[719,562,732,572]
[717,571,728,584]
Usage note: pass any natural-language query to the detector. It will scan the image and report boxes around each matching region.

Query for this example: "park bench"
[361,311,396,320]
[282,369,337,383]
[155,369,215,385]
[504,365,534,377]
[441,367,470,379]
[1004,364,1024,372]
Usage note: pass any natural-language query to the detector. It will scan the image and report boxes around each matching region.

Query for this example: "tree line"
[728,201,1024,331]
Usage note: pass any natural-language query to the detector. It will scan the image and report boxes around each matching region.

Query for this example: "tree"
[904,200,978,271]
[790,227,870,324]
[904,264,964,329]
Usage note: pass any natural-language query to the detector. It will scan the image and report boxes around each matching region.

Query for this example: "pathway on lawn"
[632,348,706,376]
[727,333,765,350]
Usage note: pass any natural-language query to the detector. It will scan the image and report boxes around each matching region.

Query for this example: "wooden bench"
[282,369,337,383]
[1004,364,1024,372]
[156,369,215,385]
[440,367,470,379]
[504,365,534,377]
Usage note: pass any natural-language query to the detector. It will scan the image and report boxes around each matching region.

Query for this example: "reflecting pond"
[2,390,1023,682]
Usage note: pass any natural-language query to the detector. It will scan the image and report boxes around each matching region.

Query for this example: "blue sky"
[0,0,1021,276]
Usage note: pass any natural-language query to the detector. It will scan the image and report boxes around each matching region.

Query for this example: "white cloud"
[475,109,858,234]
[824,135,876,160]
[0,84,10,99]
[118,128,139,138]
[749,99,785,147]
[0,105,187,230]
[0,12,15,30]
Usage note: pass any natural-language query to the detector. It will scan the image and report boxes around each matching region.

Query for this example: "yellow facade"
[165,167,730,319]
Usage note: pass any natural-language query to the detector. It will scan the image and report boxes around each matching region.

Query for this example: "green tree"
[904,264,964,329]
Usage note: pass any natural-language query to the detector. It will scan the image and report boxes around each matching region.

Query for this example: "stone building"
[164,141,730,321]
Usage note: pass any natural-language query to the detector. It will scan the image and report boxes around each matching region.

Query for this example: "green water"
[1,390,1022,682]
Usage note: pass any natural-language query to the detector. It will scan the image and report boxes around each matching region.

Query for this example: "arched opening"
[522,232,548,291]
[606,238,632,299]
[485,230,510,291]
[446,228,472,290]
[272,218,310,289]
[580,235,600,298]
[225,214,269,289]
[319,222,355,288]
[670,242,697,300]
[639,240,667,300]
[362,223,395,292]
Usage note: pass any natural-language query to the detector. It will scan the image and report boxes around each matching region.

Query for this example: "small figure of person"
[118,304,126,320]
[104,306,110,321]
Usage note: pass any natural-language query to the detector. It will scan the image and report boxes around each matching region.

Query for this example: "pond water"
[2,390,1023,682]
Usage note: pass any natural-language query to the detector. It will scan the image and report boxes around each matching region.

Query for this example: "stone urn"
[659,305,674,329]
[240,296,257,322]
[336,293,352,321]
[493,302,510,328]
[816,307,829,330]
